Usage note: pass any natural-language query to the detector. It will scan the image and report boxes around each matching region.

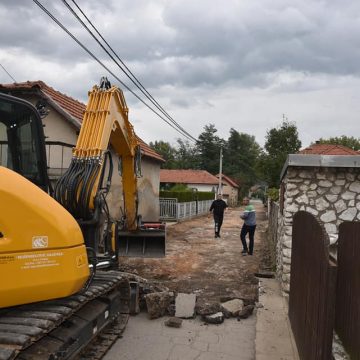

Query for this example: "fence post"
[335,222,360,358]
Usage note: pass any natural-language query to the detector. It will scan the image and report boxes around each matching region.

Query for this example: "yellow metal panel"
[0,166,90,308]
[0,245,89,308]
[0,166,85,253]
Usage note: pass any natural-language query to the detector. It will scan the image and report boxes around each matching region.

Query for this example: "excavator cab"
[0,93,49,191]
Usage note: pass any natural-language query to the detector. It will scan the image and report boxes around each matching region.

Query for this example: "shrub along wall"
[160,191,215,203]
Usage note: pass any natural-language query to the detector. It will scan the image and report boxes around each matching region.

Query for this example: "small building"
[273,143,360,293]
[160,169,219,193]
[216,174,239,206]
[0,80,164,221]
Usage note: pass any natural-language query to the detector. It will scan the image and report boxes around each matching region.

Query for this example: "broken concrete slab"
[195,300,221,316]
[137,282,171,310]
[165,317,183,328]
[221,298,244,317]
[238,305,255,319]
[175,293,196,318]
[145,291,174,319]
[203,312,224,324]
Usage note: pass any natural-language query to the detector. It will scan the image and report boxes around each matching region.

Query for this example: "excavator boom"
[54,79,165,258]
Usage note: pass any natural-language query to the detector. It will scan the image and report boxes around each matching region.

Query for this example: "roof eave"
[141,151,165,163]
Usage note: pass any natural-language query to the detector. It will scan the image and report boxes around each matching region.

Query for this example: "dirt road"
[119,200,268,305]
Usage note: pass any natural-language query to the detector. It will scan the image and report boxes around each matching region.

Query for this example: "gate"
[289,211,337,360]
[159,198,177,220]
[335,222,360,359]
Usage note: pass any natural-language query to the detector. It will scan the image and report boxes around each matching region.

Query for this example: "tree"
[316,136,360,150]
[174,139,200,169]
[259,120,301,187]
[223,128,261,196]
[149,140,177,169]
[196,124,224,174]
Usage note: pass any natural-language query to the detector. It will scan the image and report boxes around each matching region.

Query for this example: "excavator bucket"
[118,222,166,257]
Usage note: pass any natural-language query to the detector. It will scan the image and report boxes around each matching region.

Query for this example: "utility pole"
[218,146,223,195]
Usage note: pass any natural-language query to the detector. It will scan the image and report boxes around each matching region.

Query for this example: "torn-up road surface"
[119,201,268,307]
[103,202,269,360]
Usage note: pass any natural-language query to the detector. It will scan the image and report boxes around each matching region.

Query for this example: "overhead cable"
[32,0,196,142]
[0,63,17,83]
[64,0,196,142]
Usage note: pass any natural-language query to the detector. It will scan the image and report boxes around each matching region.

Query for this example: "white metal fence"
[159,198,213,221]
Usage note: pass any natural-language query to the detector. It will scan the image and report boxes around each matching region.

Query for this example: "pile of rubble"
[145,291,255,327]
[121,272,256,328]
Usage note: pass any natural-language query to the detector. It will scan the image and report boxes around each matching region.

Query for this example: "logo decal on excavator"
[76,254,87,267]
[32,236,48,248]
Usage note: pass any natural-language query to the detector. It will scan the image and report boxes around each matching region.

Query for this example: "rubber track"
[0,271,130,360]
[75,314,129,360]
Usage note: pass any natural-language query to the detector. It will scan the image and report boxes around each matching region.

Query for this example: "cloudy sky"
[1,0,359,148]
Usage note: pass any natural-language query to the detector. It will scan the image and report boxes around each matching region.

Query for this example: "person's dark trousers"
[213,214,224,236]
[240,224,256,254]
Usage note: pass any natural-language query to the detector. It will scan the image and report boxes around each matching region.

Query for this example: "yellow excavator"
[0,78,165,359]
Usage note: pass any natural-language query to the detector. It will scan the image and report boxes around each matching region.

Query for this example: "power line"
[32,0,196,142]
[64,0,196,142]
[0,63,17,82]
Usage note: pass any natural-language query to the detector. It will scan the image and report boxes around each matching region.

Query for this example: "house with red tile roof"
[298,143,359,155]
[216,174,239,206]
[0,80,164,221]
[160,169,220,193]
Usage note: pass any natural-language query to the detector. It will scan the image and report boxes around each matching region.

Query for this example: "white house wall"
[221,182,239,206]
[17,94,78,172]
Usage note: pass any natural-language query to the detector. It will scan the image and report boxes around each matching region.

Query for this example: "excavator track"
[75,314,128,360]
[0,271,131,360]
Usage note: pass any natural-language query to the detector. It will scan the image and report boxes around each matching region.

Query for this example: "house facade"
[160,169,219,194]
[272,144,360,294]
[0,81,164,222]
[216,174,239,206]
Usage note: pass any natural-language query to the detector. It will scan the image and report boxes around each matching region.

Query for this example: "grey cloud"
[2,1,360,110]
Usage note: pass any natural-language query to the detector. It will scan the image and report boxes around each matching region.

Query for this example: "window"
[0,94,47,187]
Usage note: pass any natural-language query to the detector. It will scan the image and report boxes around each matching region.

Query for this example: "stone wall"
[278,166,360,294]
[267,200,279,270]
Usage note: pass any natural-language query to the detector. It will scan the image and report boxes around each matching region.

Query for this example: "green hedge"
[160,191,215,203]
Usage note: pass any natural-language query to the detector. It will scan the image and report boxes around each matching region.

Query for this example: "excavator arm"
[55,79,140,230]
[54,78,165,259]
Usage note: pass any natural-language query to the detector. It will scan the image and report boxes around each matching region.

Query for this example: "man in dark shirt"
[209,194,228,238]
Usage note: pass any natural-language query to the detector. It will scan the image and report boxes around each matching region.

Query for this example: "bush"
[267,187,279,202]
[160,191,215,203]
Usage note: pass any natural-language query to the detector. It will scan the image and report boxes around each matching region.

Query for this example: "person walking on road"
[240,197,256,255]
[209,194,228,238]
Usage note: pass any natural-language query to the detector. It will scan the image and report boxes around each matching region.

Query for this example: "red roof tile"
[137,137,164,162]
[298,143,359,155]
[0,81,86,121]
[160,169,219,184]
[216,174,239,188]
[0,81,163,162]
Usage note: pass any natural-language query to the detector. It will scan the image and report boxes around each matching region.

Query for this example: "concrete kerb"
[255,277,299,360]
